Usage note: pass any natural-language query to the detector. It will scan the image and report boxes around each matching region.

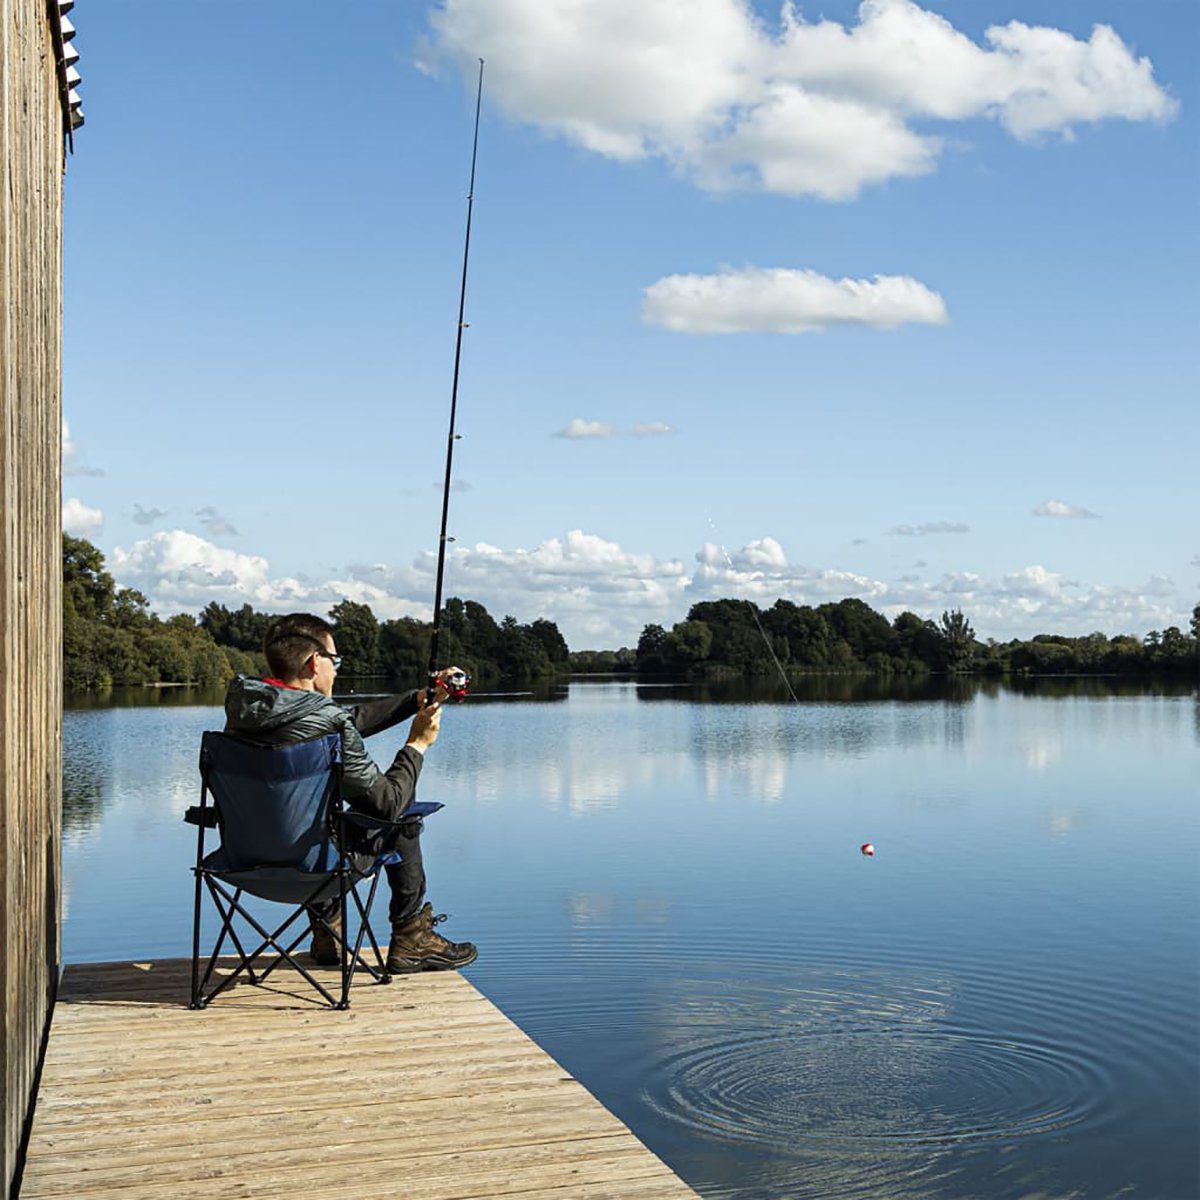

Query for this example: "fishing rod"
[427,58,484,706]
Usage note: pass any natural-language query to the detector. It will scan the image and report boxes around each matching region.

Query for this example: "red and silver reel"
[437,669,471,703]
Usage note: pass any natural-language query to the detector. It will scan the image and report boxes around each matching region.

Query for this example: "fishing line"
[427,58,484,704]
[705,513,801,704]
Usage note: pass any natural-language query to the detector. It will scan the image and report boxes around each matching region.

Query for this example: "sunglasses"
[314,649,343,671]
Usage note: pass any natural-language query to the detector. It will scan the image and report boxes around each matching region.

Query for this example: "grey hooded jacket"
[223,675,424,823]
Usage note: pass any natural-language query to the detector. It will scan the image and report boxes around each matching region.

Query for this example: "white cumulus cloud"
[337,532,693,648]
[557,419,676,437]
[426,0,1176,200]
[1033,499,1100,519]
[111,531,273,609]
[107,528,689,647]
[110,530,432,621]
[555,418,617,439]
[105,528,1193,650]
[643,267,947,333]
[687,538,1191,642]
[880,565,1186,639]
[691,539,887,606]
[63,497,103,537]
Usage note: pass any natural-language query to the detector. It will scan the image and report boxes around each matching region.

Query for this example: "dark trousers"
[383,820,426,931]
[318,817,427,935]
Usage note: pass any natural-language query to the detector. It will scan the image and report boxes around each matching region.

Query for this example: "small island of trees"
[632,597,1199,679]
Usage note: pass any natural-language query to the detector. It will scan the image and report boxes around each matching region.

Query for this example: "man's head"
[263,612,340,696]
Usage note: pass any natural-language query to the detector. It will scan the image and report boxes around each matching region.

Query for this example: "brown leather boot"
[310,910,343,967]
[386,903,478,973]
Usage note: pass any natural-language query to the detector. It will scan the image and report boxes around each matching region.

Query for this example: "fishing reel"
[432,669,471,704]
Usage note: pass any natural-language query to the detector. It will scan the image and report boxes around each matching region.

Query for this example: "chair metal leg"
[195,878,241,1004]
[217,888,260,984]
[338,871,351,1010]
[349,871,390,983]
[202,881,340,1008]
[190,867,205,1009]
[252,923,310,986]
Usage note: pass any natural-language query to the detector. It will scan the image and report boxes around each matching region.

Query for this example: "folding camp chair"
[186,731,440,1010]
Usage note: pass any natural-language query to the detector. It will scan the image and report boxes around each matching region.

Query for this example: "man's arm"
[348,690,420,740]
[339,716,424,823]
[349,669,462,738]
[338,696,442,823]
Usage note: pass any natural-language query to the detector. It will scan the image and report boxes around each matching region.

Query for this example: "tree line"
[63,536,571,690]
[63,535,1197,689]
[633,597,1200,678]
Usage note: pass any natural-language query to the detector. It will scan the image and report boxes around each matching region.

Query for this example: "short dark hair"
[263,612,336,680]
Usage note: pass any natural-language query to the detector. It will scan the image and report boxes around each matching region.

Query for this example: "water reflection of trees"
[1001,676,1195,700]
[637,676,976,705]
[636,675,1194,705]
[64,685,228,711]
[62,716,110,835]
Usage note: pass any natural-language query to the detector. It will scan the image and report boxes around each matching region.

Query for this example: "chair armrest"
[341,801,444,836]
[184,805,219,829]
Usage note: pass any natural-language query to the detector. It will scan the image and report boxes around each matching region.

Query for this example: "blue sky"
[62,0,1198,647]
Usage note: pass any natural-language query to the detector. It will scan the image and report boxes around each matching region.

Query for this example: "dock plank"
[20,960,700,1199]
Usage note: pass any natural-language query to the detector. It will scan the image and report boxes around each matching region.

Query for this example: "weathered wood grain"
[0,1,64,1195]
[20,961,701,1200]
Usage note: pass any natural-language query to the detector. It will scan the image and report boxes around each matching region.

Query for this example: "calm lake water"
[63,677,1198,1200]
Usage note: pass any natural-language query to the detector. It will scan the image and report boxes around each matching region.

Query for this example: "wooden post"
[0,1,65,1196]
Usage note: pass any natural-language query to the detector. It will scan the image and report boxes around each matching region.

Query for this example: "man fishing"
[222,611,478,973]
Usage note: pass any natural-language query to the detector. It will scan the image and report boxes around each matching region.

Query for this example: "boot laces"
[426,911,462,951]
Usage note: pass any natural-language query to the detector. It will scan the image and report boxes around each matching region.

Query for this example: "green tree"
[663,619,713,667]
[496,615,551,678]
[687,600,772,673]
[454,599,502,664]
[939,609,976,672]
[200,602,271,651]
[110,587,151,630]
[635,624,670,674]
[379,617,430,680]
[330,599,380,675]
[527,618,570,667]
[892,611,941,670]
[819,598,895,662]
[570,648,635,673]
[766,601,832,668]
[63,534,115,621]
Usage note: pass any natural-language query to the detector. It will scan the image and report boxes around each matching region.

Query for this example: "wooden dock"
[19,959,701,1200]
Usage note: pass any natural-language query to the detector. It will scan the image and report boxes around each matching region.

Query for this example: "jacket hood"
[224,675,333,734]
